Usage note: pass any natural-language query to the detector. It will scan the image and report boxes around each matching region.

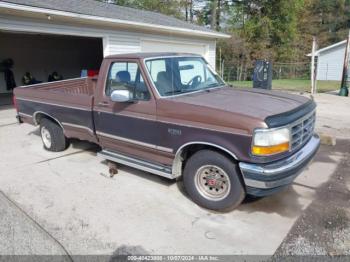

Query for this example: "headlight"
[252,127,290,156]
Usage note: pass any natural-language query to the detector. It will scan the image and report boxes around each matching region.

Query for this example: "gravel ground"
[312,93,350,140]
[274,139,350,257]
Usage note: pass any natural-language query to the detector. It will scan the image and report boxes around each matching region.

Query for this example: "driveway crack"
[0,190,74,261]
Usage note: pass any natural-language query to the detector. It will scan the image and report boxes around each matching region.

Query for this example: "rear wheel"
[40,118,68,152]
[183,150,245,211]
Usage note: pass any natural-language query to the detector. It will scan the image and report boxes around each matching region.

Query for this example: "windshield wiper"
[163,84,224,96]
[164,89,184,95]
[204,83,224,89]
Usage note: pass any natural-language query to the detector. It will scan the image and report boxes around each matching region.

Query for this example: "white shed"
[0,0,229,99]
[313,40,347,81]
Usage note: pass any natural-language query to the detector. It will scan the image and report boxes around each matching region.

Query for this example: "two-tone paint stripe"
[96,131,173,153]
[18,112,33,118]
[18,110,173,153]
[96,109,249,136]
[16,97,248,136]
[61,122,94,134]
[16,98,243,155]
[16,97,91,111]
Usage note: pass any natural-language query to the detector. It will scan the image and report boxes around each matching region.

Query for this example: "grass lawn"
[229,79,341,93]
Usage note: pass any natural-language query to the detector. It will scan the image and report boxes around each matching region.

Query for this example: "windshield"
[145,56,225,97]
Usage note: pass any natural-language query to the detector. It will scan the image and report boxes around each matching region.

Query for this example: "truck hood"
[171,86,311,122]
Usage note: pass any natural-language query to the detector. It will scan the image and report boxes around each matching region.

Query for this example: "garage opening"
[0,31,103,106]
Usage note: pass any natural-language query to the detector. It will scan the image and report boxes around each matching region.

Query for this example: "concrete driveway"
[0,93,348,256]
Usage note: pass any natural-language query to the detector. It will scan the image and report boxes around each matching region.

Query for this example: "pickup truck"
[14,52,320,211]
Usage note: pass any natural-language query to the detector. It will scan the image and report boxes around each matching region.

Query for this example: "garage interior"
[0,31,103,106]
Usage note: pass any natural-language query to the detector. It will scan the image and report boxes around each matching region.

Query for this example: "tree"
[183,0,194,22]
[195,0,234,30]
[100,0,350,77]
[298,0,350,54]
[236,0,303,61]
[215,0,304,81]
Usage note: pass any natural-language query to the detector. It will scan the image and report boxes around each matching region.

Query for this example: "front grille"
[290,111,316,151]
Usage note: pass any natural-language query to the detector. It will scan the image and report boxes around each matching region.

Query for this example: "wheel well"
[172,143,238,178]
[34,112,64,130]
[182,144,237,166]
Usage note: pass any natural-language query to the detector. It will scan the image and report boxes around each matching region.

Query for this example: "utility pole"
[339,29,350,97]
[311,36,317,94]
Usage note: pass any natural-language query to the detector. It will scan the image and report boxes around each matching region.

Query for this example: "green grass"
[228,79,341,93]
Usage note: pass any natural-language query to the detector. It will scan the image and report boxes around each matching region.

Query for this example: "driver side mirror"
[110,89,133,102]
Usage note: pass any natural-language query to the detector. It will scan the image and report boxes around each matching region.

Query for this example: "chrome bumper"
[239,134,320,191]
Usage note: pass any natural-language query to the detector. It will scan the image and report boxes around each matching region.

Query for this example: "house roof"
[0,0,230,38]
[307,40,347,56]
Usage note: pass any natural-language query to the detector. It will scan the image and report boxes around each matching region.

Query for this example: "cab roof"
[105,52,203,60]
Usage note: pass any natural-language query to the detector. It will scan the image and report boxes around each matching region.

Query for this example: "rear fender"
[33,111,64,130]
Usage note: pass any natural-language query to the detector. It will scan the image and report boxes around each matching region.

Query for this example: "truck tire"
[40,118,68,152]
[183,150,245,211]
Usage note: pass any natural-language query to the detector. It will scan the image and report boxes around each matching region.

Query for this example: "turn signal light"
[252,142,290,156]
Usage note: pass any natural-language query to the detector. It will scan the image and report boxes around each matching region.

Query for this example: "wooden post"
[339,29,350,96]
[221,59,224,79]
[311,36,317,94]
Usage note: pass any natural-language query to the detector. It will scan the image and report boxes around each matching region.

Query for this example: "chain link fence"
[217,61,342,93]
[219,62,310,82]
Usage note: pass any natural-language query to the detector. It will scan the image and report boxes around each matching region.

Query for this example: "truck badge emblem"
[168,128,182,136]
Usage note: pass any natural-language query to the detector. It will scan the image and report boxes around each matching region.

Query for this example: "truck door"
[94,59,170,164]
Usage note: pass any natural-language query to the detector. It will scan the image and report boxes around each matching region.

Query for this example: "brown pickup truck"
[14,53,320,211]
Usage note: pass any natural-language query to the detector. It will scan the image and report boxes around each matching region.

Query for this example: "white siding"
[140,34,215,67]
[208,41,216,69]
[105,34,140,55]
[0,14,217,67]
[141,39,206,56]
[108,33,216,67]
[317,43,346,81]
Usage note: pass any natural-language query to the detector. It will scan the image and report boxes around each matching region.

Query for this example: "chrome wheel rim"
[41,127,52,148]
[194,165,231,201]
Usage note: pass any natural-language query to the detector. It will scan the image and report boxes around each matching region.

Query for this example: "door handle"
[98,101,110,107]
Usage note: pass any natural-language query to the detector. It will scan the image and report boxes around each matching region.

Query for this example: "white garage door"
[141,39,208,59]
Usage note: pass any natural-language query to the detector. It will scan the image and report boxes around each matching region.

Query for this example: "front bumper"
[239,134,320,196]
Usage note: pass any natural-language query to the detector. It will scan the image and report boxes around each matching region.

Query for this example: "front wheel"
[183,150,245,211]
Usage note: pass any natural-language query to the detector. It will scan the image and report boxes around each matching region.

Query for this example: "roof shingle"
[3,0,222,36]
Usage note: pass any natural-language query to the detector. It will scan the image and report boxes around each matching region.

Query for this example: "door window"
[105,62,150,100]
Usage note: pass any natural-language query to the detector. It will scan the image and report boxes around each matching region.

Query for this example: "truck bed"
[14,77,98,142]
[31,78,94,94]
[14,77,96,109]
